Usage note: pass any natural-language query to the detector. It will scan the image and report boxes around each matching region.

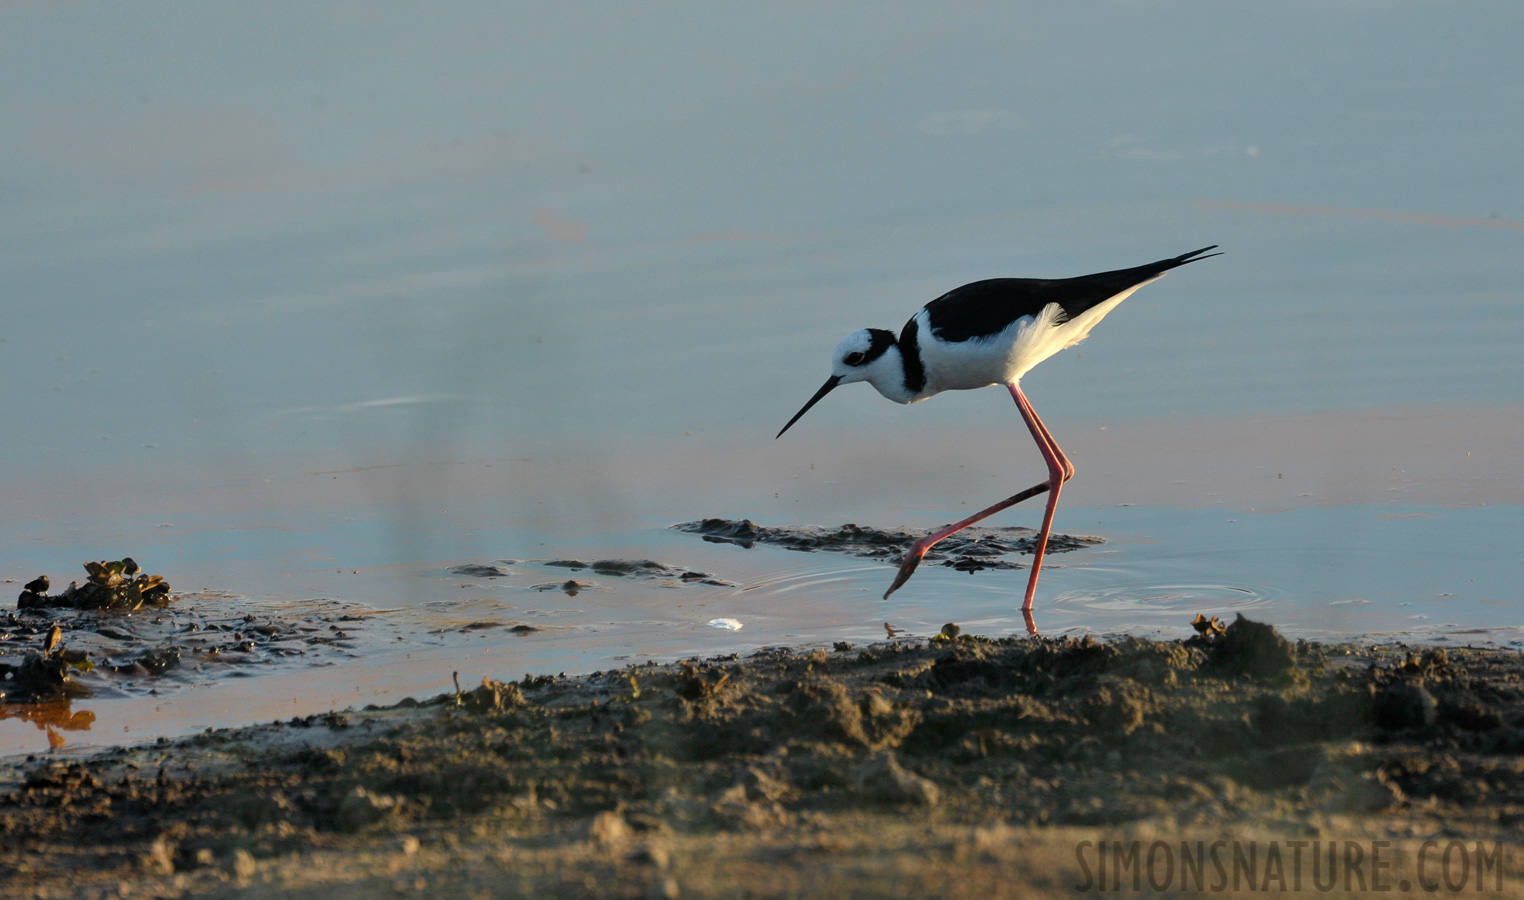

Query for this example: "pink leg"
[1007,383,1074,610]
[882,478,1050,599]
[882,382,1075,608]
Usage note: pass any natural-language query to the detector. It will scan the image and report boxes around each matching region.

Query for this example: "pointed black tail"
[1166,245,1223,268]
[1047,244,1222,319]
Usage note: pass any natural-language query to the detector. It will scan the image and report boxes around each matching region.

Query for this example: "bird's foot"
[883,540,934,599]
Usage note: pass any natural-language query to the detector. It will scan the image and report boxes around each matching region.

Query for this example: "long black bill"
[776,375,841,439]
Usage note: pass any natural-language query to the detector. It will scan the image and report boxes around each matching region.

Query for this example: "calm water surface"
[2,2,1522,754]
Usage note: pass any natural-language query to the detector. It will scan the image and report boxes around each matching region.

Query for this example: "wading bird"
[777,246,1220,609]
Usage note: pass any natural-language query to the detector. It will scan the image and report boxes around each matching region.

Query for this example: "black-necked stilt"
[777,245,1221,609]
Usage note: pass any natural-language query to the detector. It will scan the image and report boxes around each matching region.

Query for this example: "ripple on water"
[734,563,888,597]
[1047,583,1278,618]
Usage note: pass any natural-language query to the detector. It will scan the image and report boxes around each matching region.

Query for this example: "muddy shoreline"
[3,617,1523,898]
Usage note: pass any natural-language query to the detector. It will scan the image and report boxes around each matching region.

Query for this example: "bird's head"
[777,328,898,438]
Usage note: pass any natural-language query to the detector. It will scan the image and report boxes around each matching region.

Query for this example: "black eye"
[844,351,866,366]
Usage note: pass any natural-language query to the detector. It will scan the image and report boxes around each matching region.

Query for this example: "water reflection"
[0,701,96,750]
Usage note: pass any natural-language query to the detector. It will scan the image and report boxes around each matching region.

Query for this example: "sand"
[3,617,1523,898]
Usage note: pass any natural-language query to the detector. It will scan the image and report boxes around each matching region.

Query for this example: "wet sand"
[4,618,1522,898]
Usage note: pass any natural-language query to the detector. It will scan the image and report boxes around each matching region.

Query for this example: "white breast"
[916,276,1156,395]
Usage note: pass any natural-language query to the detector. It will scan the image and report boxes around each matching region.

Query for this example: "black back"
[915,245,1219,343]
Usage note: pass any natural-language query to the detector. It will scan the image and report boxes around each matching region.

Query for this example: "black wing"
[918,245,1220,343]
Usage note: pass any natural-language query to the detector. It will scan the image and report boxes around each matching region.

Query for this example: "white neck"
[861,345,918,404]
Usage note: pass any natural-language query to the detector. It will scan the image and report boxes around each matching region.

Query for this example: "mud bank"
[2,561,381,758]
[674,518,1103,573]
[3,619,1523,898]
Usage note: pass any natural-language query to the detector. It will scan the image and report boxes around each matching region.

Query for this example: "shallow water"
[3,2,1523,753]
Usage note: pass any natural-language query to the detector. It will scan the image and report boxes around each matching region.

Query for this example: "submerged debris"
[673,518,1102,572]
[450,564,512,578]
[17,559,170,611]
[530,580,594,595]
[545,558,670,576]
[524,558,732,586]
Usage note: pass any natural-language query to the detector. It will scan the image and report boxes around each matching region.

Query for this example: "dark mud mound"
[0,650,93,704]
[673,518,1102,572]
[17,559,169,611]
[1205,613,1299,682]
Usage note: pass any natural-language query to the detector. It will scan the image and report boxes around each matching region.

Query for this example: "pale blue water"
[2,2,1522,753]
